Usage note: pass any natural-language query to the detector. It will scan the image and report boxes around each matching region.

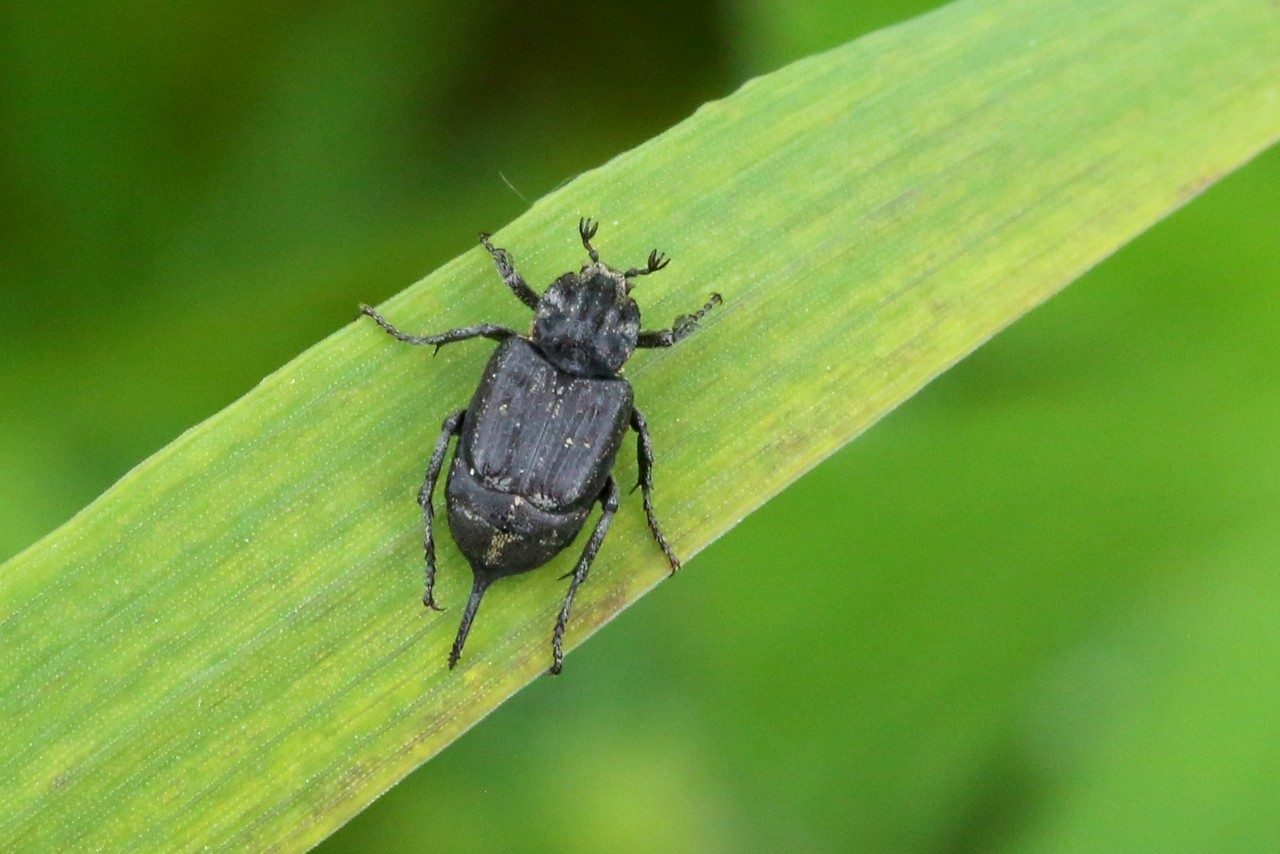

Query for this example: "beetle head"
[532,263,640,377]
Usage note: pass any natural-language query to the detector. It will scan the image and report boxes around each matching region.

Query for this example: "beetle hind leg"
[630,408,681,572]
[420,410,465,610]
[448,573,492,669]
[550,476,620,675]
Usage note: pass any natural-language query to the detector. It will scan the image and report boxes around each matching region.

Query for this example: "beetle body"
[447,336,633,575]
[361,219,720,673]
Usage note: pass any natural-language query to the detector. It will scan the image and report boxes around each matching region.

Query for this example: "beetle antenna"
[578,217,600,263]
[449,574,492,669]
[624,249,669,279]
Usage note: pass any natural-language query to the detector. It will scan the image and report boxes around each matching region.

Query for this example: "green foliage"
[1,0,1277,850]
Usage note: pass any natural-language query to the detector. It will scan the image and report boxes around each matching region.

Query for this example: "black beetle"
[361,218,720,673]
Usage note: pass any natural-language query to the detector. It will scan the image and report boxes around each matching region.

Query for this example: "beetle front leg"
[360,305,516,352]
[630,408,680,572]
[550,476,620,675]
[636,292,723,348]
[479,233,540,310]
[419,409,465,610]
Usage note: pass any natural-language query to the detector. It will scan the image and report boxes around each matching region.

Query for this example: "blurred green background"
[3,1,1278,851]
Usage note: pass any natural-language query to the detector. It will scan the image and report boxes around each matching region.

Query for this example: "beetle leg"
[636,292,723,348]
[630,408,681,572]
[419,410,465,611]
[479,232,540,310]
[360,305,516,353]
[448,574,491,669]
[550,476,620,675]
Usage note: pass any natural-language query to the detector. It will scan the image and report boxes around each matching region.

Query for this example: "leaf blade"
[2,0,1277,848]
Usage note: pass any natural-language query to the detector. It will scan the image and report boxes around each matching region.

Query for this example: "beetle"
[361,218,721,673]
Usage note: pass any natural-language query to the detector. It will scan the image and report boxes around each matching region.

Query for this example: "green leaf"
[2,0,1277,848]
